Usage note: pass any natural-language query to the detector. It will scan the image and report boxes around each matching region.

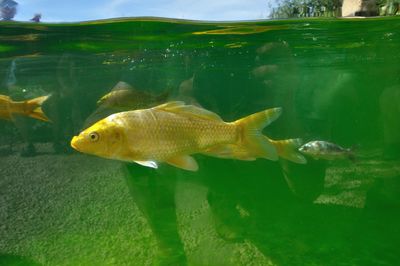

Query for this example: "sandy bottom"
[1,143,399,265]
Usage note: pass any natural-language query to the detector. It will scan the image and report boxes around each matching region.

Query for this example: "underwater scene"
[0,16,400,266]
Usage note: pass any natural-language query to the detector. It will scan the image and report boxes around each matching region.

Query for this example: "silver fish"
[299,141,355,161]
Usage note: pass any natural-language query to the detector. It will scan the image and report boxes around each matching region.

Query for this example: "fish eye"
[89,132,99,142]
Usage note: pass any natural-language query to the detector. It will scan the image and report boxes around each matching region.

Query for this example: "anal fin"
[166,155,199,171]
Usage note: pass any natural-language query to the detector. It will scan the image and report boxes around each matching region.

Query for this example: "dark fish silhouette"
[83,81,169,128]
[97,81,169,110]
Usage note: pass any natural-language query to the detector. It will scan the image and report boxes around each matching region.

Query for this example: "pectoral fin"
[166,155,199,171]
[134,160,158,169]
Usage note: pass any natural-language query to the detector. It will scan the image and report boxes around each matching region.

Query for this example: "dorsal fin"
[111,81,133,91]
[153,101,185,110]
[153,101,223,121]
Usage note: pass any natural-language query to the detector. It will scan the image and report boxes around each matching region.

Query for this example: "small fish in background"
[83,81,170,129]
[97,81,169,110]
[299,140,355,161]
[71,101,287,171]
[0,94,50,122]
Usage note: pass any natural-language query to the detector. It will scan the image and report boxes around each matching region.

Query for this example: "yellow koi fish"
[71,101,301,171]
[0,94,50,122]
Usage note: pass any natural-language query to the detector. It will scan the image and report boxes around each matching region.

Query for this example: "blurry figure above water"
[30,13,41,23]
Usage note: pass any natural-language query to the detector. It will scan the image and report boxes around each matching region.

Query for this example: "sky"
[14,0,275,22]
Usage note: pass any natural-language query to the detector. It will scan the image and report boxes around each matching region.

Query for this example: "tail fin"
[26,95,50,122]
[233,107,282,161]
[270,138,307,164]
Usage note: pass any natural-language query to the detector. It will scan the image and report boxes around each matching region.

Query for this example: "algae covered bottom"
[0,16,400,265]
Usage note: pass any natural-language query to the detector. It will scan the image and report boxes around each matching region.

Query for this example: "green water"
[0,16,400,266]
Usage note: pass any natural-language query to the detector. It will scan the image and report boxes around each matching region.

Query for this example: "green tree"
[269,0,342,18]
[270,0,400,18]
[377,0,400,15]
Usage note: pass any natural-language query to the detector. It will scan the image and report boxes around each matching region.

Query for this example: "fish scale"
[121,109,236,160]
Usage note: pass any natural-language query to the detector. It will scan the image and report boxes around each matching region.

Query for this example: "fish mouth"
[70,136,80,151]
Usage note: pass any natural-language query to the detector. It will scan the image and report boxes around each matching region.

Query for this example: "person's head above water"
[31,13,41,23]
